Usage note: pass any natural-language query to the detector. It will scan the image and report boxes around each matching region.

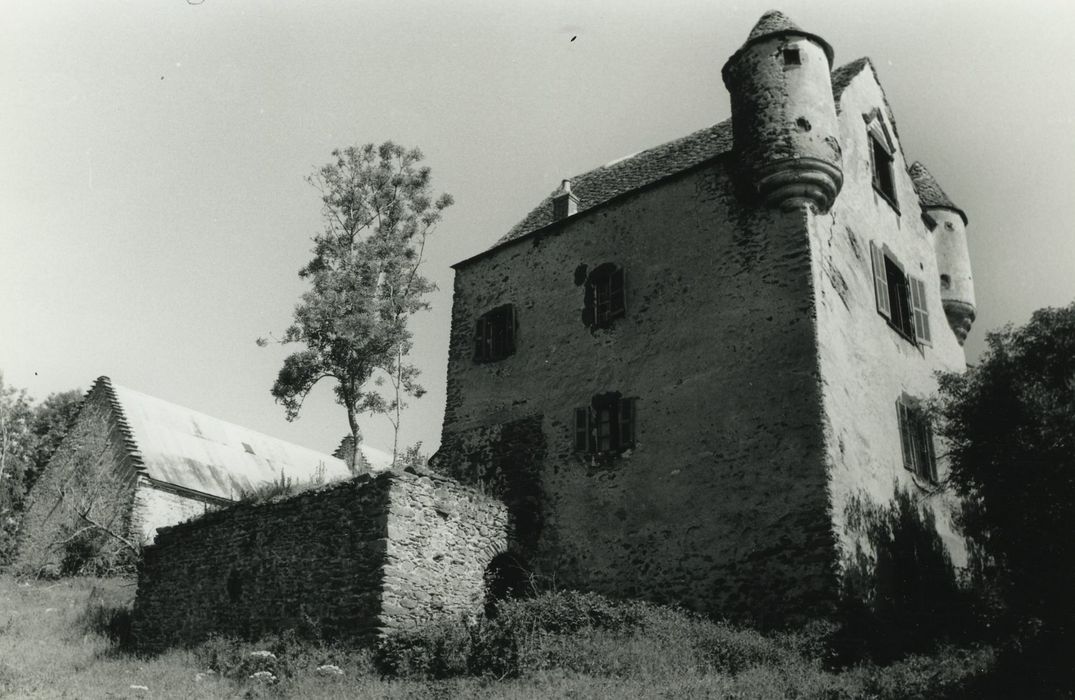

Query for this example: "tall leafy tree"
[262,142,452,470]
[935,302,1075,693]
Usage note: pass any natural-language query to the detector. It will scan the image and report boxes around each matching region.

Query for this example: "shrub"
[74,584,133,648]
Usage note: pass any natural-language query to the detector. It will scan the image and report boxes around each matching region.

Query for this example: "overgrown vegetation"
[0,576,1000,699]
[0,374,82,567]
[934,302,1075,697]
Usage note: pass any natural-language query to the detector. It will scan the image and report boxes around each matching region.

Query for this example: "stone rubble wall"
[132,471,507,652]
[381,473,510,629]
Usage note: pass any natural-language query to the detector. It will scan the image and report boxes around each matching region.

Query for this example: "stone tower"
[722,10,843,212]
[910,162,976,344]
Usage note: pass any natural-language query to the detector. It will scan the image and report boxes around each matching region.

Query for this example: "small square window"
[783,48,801,66]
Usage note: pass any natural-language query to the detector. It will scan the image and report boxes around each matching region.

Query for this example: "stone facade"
[436,11,975,625]
[132,471,508,652]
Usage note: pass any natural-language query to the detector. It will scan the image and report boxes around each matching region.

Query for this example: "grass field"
[0,575,996,699]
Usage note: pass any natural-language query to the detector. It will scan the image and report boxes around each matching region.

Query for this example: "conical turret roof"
[909,162,967,225]
[746,10,802,41]
[728,10,835,68]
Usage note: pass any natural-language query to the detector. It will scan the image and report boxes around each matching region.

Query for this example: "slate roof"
[908,162,968,225]
[468,57,873,262]
[733,10,834,67]
[90,377,392,500]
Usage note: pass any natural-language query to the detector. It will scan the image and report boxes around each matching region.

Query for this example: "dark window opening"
[474,304,517,362]
[871,241,931,346]
[226,569,243,603]
[940,274,951,290]
[484,552,530,617]
[897,397,937,483]
[783,48,801,66]
[885,257,914,340]
[574,394,636,455]
[870,134,899,210]
[582,263,625,330]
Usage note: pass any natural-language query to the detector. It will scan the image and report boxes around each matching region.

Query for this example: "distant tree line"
[0,374,82,567]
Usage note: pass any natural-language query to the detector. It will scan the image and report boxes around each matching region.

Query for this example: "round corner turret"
[910,162,976,345]
[722,11,843,213]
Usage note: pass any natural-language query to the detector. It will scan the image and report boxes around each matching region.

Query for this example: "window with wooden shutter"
[870,241,891,320]
[576,394,636,455]
[474,304,517,362]
[586,263,626,330]
[909,276,931,346]
[897,396,937,483]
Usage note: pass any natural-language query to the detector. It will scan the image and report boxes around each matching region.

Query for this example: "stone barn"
[18,376,390,575]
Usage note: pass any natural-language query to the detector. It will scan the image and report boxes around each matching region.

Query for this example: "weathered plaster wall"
[812,66,968,592]
[132,471,507,652]
[440,160,837,625]
[129,478,223,543]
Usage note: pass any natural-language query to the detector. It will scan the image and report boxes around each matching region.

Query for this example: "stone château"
[131,10,976,645]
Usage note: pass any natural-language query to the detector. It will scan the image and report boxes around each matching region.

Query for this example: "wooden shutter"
[897,400,913,472]
[574,407,590,453]
[474,317,486,361]
[870,242,891,320]
[618,398,635,448]
[611,267,625,318]
[909,276,931,346]
[506,305,517,354]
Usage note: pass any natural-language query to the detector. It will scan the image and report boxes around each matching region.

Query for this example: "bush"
[74,584,133,648]
[192,630,375,682]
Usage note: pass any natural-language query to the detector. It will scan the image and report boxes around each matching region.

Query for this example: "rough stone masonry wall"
[132,471,507,652]
[440,159,838,626]
[16,386,138,576]
[811,67,968,594]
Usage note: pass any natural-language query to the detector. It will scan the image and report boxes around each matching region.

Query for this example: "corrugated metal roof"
[95,377,392,500]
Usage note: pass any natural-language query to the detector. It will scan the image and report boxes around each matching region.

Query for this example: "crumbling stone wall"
[440,159,838,626]
[132,471,507,652]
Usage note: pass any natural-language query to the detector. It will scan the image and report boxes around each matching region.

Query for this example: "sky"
[3,0,1074,458]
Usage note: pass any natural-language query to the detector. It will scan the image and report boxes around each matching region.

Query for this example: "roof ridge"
[93,376,149,477]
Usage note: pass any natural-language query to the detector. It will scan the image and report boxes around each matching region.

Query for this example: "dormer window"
[474,304,516,362]
[870,241,931,346]
[864,112,899,212]
[582,263,625,330]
